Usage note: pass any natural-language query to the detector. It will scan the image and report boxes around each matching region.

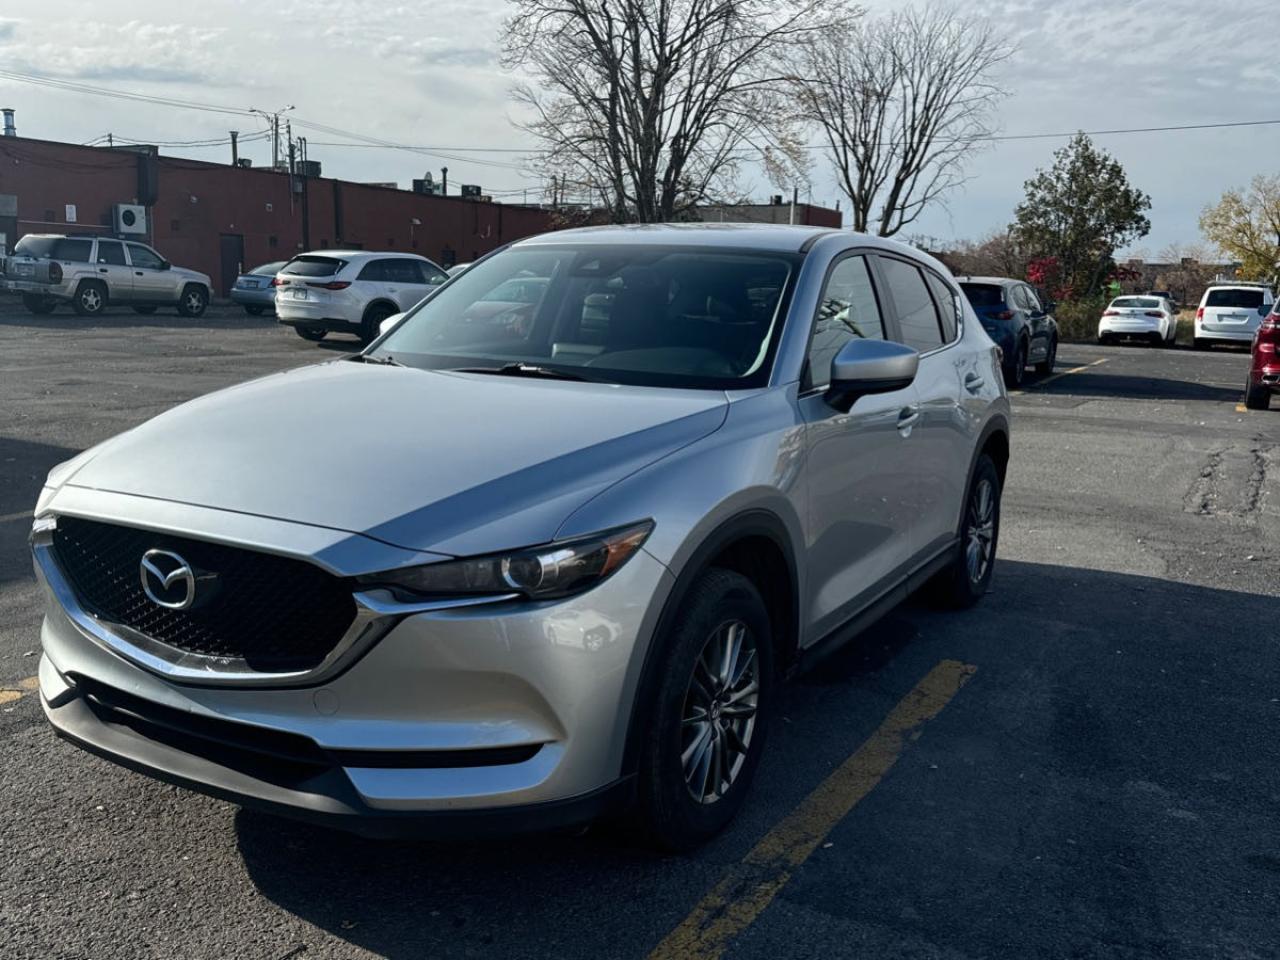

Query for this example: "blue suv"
[958,277,1058,387]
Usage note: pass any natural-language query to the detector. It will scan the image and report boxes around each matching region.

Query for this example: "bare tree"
[791,5,1014,236]
[501,0,848,223]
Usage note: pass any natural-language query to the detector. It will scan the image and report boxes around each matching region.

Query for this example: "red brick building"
[0,135,556,295]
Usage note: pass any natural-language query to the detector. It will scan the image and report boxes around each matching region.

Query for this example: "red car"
[1245,304,1280,410]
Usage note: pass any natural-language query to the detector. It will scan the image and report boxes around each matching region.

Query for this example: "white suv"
[1194,283,1275,349]
[274,251,448,342]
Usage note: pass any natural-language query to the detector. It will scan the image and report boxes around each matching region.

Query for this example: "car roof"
[953,275,1022,286]
[293,250,428,260]
[1203,283,1272,291]
[512,222,842,253]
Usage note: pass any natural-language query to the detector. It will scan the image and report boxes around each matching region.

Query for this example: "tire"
[1244,376,1272,411]
[1002,339,1027,388]
[177,284,209,318]
[1035,335,1057,375]
[21,293,55,315]
[295,326,327,342]
[1097,334,1113,346]
[244,305,265,317]
[931,453,1001,609]
[71,281,107,317]
[361,303,395,344]
[1193,338,1208,351]
[133,305,157,315]
[1149,333,1164,348]
[638,568,774,851]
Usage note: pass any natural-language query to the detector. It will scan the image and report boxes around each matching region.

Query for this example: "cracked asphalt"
[0,304,1277,959]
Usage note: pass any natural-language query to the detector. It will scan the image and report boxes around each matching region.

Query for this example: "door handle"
[897,406,920,432]
[964,372,985,392]
[135,271,143,276]
[99,267,109,273]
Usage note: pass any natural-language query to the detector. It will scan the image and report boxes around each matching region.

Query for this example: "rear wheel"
[295,326,327,342]
[1193,338,1208,351]
[638,568,773,851]
[1035,335,1057,375]
[1244,375,1272,411]
[21,293,55,315]
[931,453,1001,608]
[177,285,208,318]
[244,305,265,317]
[71,281,106,317]
[361,303,395,343]
[133,305,157,315]
[1002,339,1027,388]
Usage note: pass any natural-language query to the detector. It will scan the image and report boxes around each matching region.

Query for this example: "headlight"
[357,521,653,602]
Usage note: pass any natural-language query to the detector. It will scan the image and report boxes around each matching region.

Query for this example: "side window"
[52,239,93,262]
[1021,285,1042,313]
[419,261,448,285]
[356,259,390,282]
[880,257,943,353]
[925,271,960,343]
[391,259,427,284]
[96,240,126,266]
[807,255,885,388]
[126,244,163,270]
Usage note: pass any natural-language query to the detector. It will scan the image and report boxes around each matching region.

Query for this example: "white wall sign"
[64,204,77,223]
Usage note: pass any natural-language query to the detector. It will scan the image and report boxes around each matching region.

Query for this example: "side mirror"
[1261,305,1271,317]
[1043,299,1056,314]
[379,312,406,337]
[826,339,919,413]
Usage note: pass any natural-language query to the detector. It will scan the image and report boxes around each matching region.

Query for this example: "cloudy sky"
[0,0,1275,253]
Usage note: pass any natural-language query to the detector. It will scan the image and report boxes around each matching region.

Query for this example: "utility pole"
[230,130,238,167]
[286,121,294,174]
[299,136,311,251]
[441,166,448,197]
[272,114,279,169]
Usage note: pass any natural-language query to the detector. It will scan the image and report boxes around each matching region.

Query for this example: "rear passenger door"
[383,258,434,311]
[1019,284,1051,361]
[874,256,971,564]
[93,240,132,302]
[800,253,922,642]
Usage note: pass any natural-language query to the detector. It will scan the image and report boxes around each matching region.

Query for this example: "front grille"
[51,516,357,673]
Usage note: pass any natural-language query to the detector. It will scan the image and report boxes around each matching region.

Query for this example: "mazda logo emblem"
[140,549,197,610]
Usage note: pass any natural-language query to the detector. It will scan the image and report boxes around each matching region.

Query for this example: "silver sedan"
[229,261,286,316]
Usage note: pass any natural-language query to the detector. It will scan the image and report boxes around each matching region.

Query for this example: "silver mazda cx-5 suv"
[31,224,1009,849]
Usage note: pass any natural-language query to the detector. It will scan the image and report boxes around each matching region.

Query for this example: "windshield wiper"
[349,353,405,367]
[455,362,591,382]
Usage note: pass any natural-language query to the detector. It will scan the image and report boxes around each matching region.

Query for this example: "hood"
[60,361,728,556]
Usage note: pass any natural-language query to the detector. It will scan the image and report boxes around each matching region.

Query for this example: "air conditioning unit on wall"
[113,203,147,235]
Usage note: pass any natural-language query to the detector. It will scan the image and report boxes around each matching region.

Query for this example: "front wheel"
[1244,375,1271,411]
[177,285,208,318]
[1035,336,1057,375]
[931,453,1001,608]
[638,568,774,851]
[294,326,327,342]
[21,293,55,315]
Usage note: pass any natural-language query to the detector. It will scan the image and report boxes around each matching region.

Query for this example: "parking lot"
[1,303,1276,960]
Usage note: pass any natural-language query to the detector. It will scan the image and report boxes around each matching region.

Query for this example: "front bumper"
[34,502,674,832]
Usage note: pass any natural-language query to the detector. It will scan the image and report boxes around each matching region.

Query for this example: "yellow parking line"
[0,676,39,706]
[1016,356,1108,393]
[647,659,976,960]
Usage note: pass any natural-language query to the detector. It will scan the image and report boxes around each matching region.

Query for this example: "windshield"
[373,244,799,389]
[1112,297,1160,308]
[250,261,286,276]
[1205,288,1264,309]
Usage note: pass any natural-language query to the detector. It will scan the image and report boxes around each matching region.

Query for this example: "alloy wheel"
[185,291,204,313]
[81,288,102,312]
[965,477,996,584]
[681,619,759,805]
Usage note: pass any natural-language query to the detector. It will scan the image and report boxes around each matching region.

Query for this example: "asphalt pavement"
[0,303,1277,960]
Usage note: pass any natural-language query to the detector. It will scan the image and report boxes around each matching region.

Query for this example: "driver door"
[126,243,172,302]
[799,253,921,643]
